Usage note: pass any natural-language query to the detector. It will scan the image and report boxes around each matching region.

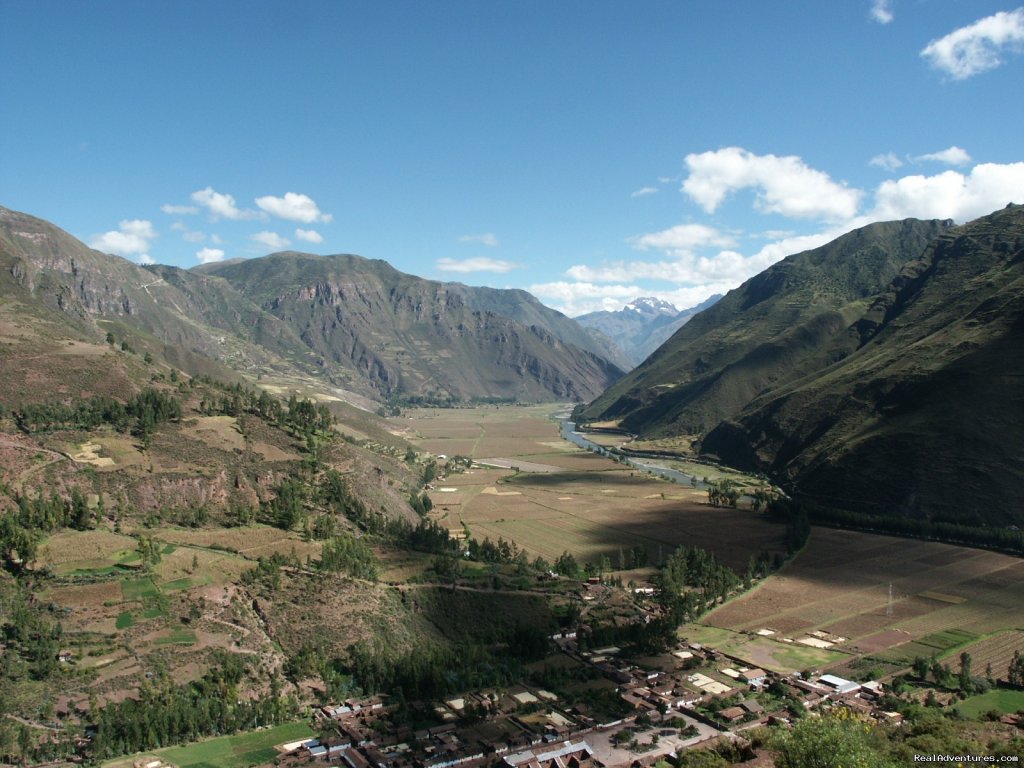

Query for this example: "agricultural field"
[954,630,1024,683]
[102,720,315,768]
[401,406,786,571]
[34,522,318,712]
[695,527,1024,676]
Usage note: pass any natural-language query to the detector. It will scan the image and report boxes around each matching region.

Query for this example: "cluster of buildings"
[276,636,907,768]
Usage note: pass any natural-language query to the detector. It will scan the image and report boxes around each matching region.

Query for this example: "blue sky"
[2,0,1023,316]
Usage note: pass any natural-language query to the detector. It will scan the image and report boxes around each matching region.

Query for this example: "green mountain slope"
[702,204,1024,525]
[578,217,953,434]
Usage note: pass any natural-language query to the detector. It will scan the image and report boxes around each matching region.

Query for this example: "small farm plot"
[955,630,1024,683]
[38,529,140,574]
[701,528,1024,673]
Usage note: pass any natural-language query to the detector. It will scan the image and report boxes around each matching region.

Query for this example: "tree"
[1009,650,1024,686]
[912,656,930,680]
[958,651,973,693]
[770,714,896,768]
[554,551,578,577]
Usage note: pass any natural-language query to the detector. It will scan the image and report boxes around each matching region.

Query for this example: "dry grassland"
[38,529,138,568]
[179,416,246,453]
[405,406,785,570]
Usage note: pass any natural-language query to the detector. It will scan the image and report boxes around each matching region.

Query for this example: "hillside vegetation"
[580,206,1024,527]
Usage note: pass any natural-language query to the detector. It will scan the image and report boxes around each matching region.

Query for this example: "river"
[555,413,709,490]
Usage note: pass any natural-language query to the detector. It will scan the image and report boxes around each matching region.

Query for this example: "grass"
[121,577,160,602]
[162,576,197,592]
[957,689,1024,718]
[142,720,314,768]
[919,629,978,653]
[156,627,197,645]
[115,611,134,629]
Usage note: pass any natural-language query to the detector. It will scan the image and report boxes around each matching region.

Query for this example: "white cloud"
[191,187,261,220]
[436,257,517,273]
[548,221,859,318]
[89,219,158,263]
[870,152,904,171]
[255,192,331,223]
[196,247,226,264]
[251,231,291,250]
[210,234,223,245]
[528,280,732,317]
[458,233,499,247]
[872,162,1024,221]
[527,281,648,316]
[171,222,206,243]
[682,146,862,220]
[921,8,1024,80]
[914,146,972,166]
[631,186,659,198]
[195,252,226,268]
[161,203,198,215]
[870,0,893,24]
[295,228,324,244]
[630,223,737,256]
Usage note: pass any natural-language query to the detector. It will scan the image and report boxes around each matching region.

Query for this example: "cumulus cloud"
[436,257,517,273]
[171,222,206,243]
[631,186,659,198]
[251,231,291,250]
[870,153,904,171]
[295,228,324,244]
[161,203,198,215]
[527,281,648,316]
[682,147,862,220]
[921,8,1024,79]
[255,192,332,223]
[191,187,261,220]
[870,0,894,24]
[196,247,226,264]
[528,280,734,317]
[871,162,1024,221]
[629,223,737,256]
[914,146,972,166]
[89,219,158,263]
[458,233,499,247]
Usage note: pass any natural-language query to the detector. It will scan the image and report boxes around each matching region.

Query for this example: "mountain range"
[4,202,1023,526]
[0,206,623,404]
[580,205,1024,526]
[575,294,721,368]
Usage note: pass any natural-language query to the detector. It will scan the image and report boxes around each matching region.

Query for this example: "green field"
[680,623,848,674]
[156,627,197,645]
[957,689,1024,718]
[121,577,160,602]
[112,721,315,768]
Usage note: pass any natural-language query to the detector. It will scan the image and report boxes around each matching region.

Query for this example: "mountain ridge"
[0,206,623,403]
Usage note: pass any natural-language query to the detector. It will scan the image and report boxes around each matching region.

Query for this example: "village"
[272,629,905,768]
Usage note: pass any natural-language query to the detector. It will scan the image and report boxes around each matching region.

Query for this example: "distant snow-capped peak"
[624,297,678,316]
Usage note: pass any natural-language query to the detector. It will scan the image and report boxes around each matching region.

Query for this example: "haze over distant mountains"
[0,206,623,403]
[576,295,721,368]
[580,205,1024,526]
